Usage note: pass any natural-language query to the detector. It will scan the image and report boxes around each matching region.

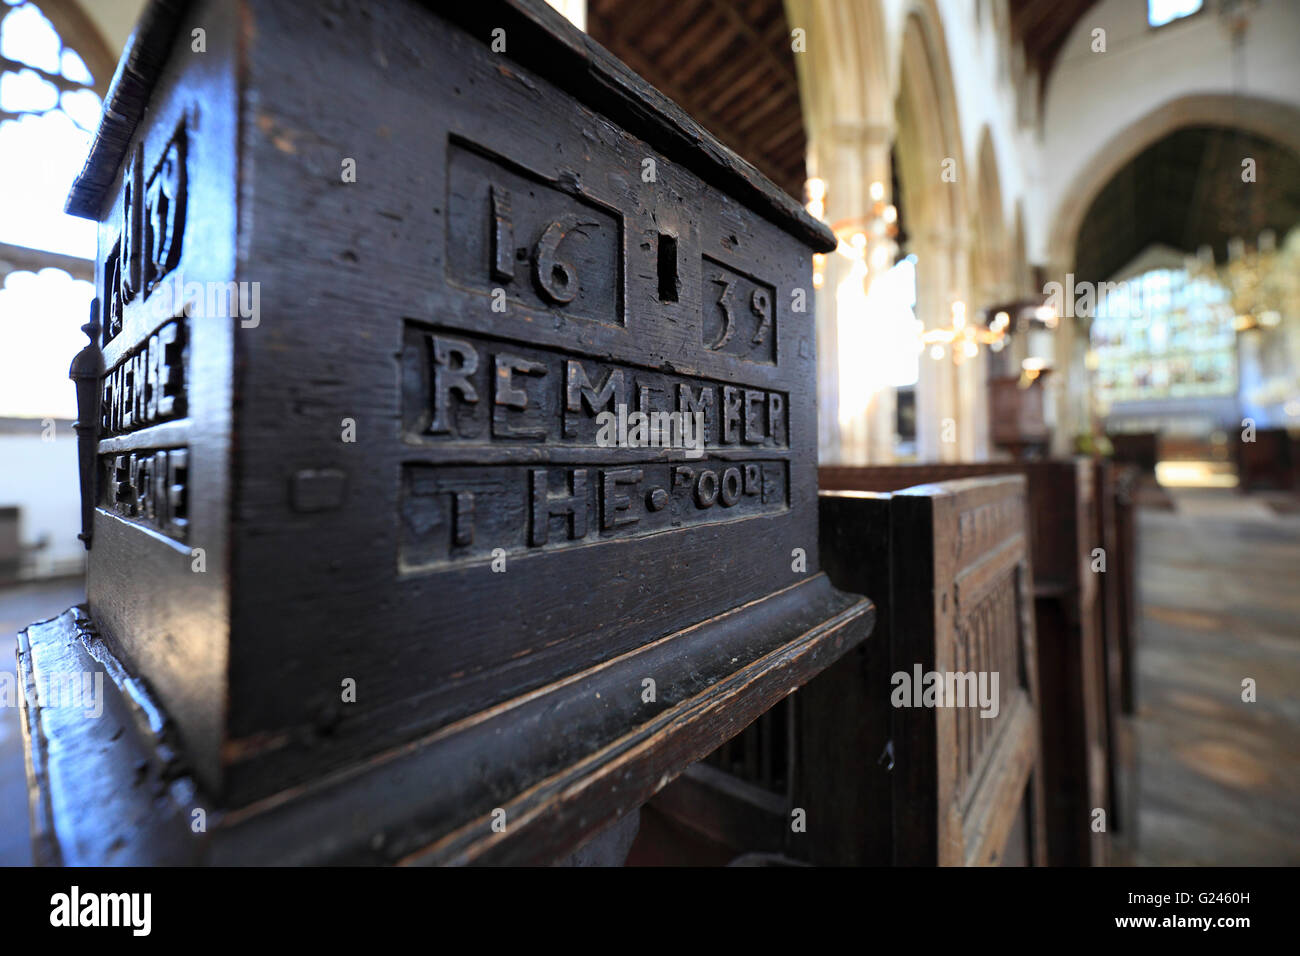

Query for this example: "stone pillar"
[807,122,894,465]
[949,224,980,462]
[787,0,897,465]
[912,229,964,462]
[1045,264,1080,458]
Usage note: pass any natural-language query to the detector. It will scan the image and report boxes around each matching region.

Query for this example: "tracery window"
[0,0,104,419]
[1091,267,1236,408]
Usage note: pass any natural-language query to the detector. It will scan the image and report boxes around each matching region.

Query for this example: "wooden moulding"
[67,0,835,252]
[22,581,871,865]
[64,0,191,219]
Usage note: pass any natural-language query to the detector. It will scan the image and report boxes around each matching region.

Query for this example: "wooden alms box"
[20,0,873,863]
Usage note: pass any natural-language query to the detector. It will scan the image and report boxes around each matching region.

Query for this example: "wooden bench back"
[1236,427,1298,490]
[1111,464,1140,716]
[1094,460,1141,853]
[820,462,1110,865]
[649,474,1049,865]
[806,476,1047,865]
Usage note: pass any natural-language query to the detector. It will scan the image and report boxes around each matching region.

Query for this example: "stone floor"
[1133,487,1300,865]
[0,487,1296,866]
[0,577,83,866]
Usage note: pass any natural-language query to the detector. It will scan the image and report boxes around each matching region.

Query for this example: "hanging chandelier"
[1186,232,1288,332]
[1187,0,1294,332]
[805,179,898,289]
[804,179,1018,366]
[920,301,1010,365]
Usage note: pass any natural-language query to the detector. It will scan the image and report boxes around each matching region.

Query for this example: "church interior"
[1,0,1298,871]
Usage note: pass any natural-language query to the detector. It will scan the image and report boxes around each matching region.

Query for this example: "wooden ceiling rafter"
[585,21,795,194]
[587,0,806,198]
[1008,0,1103,102]
[659,18,729,76]
[712,68,788,126]
[702,0,799,87]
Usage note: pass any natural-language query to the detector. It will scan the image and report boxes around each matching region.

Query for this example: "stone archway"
[1012,200,1030,297]
[784,0,974,463]
[1044,93,1300,454]
[1047,93,1300,277]
[965,126,1009,461]
[786,0,894,463]
[971,126,1010,306]
[892,1,969,461]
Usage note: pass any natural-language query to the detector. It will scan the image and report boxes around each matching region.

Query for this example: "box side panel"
[228,0,822,802]
[86,0,238,793]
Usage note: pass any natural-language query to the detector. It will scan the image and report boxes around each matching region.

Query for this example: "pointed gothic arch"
[971,125,1010,308]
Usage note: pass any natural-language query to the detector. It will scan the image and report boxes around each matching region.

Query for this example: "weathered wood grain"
[648,475,1049,866]
[33,0,870,866]
[22,583,871,865]
[821,461,1110,865]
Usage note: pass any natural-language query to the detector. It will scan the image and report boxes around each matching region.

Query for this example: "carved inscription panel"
[401,138,797,572]
[400,321,790,570]
[401,324,788,449]
[701,255,776,365]
[92,116,192,546]
[98,447,189,542]
[103,121,187,346]
[100,318,187,438]
[400,458,787,570]
[446,139,623,325]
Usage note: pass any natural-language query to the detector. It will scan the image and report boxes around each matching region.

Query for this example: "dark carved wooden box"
[19,0,873,864]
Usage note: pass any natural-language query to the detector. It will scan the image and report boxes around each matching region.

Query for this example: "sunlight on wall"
[836,258,872,427]
[0,2,102,419]
[837,255,921,427]
[1148,0,1203,29]
[870,255,922,389]
[0,1,100,257]
[0,267,93,419]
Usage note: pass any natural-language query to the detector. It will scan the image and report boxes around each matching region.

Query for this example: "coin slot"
[657,232,678,302]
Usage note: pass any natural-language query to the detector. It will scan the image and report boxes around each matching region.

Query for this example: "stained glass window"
[1091,267,1237,408]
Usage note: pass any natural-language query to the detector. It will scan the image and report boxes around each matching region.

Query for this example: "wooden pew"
[649,475,1049,866]
[1108,432,1160,476]
[808,476,1048,865]
[819,462,1111,866]
[1092,460,1139,860]
[1112,464,1140,717]
[1236,427,1297,491]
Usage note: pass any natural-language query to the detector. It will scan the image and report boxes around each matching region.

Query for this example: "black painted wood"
[29,0,870,865]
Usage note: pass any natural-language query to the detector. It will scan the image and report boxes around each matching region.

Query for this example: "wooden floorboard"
[0,577,85,867]
[1133,487,1300,866]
